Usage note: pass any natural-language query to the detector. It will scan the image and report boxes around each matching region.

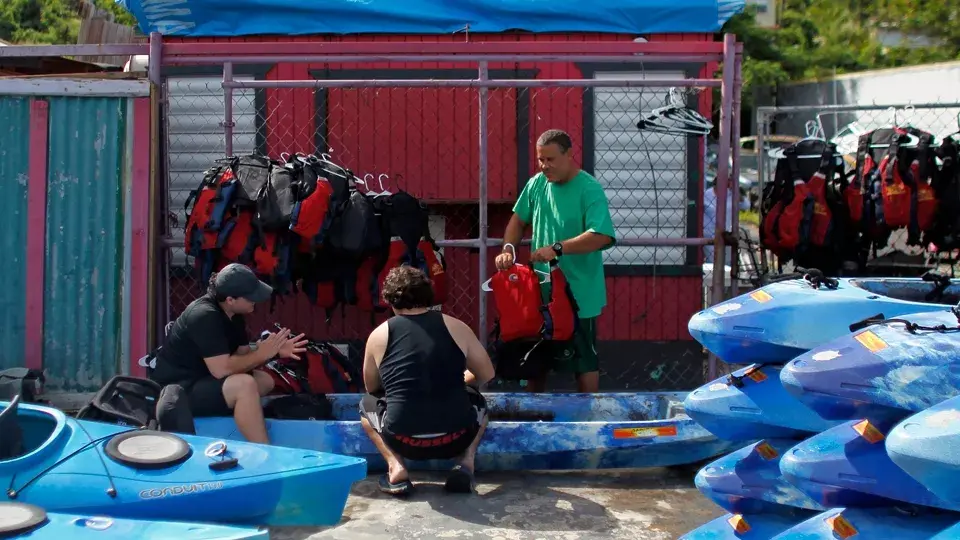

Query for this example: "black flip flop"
[378,474,413,496]
[444,465,475,494]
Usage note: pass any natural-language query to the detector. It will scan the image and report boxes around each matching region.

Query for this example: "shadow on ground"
[271,467,724,540]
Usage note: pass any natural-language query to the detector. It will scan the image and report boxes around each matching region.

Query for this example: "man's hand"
[530,245,557,263]
[279,332,309,360]
[258,328,291,361]
[495,249,515,271]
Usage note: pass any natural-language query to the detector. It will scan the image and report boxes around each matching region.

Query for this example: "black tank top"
[378,311,475,435]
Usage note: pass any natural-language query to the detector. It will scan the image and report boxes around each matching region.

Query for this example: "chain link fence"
[159,62,732,392]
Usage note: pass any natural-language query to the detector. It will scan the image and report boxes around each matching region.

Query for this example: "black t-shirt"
[150,294,250,386]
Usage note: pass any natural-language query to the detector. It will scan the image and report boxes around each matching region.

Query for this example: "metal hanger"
[636,87,713,136]
[480,244,550,292]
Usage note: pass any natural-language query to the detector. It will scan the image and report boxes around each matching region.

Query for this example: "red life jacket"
[183,165,238,258]
[489,261,578,343]
[263,338,362,395]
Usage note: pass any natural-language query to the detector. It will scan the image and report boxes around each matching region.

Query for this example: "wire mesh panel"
[159,61,726,392]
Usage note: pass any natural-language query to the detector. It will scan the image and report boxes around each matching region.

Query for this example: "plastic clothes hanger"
[767,121,839,160]
[480,243,550,292]
[636,87,713,136]
[867,106,921,148]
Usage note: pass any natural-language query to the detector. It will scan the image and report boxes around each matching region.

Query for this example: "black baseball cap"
[214,263,273,303]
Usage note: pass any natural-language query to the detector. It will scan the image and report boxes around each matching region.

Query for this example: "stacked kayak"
[681,273,960,538]
[0,502,268,539]
[194,392,740,472]
[688,275,959,365]
[0,394,366,527]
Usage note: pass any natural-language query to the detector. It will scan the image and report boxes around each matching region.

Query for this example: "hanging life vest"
[929,137,960,251]
[486,258,579,381]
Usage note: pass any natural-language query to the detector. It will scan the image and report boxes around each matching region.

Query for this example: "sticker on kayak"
[749,290,773,303]
[825,513,859,539]
[712,302,742,315]
[852,419,885,444]
[709,382,727,391]
[744,368,767,383]
[854,330,888,353]
[754,441,779,460]
[612,426,678,439]
[811,350,841,362]
[726,514,751,534]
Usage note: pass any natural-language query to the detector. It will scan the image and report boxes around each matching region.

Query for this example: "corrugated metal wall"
[0,97,30,370]
[43,97,128,392]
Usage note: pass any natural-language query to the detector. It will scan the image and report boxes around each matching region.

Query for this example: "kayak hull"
[771,507,960,539]
[196,392,739,472]
[780,309,960,424]
[887,395,960,506]
[0,399,366,527]
[685,364,839,441]
[696,439,827,514]
[680,511,812,540]
[688,277,959,365]
[0,502,268,539]
[779,418,958,511]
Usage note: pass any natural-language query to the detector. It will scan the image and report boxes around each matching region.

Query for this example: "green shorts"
[553,317,599,375]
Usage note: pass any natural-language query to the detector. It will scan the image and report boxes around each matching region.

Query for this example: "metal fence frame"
[1,33,745,385]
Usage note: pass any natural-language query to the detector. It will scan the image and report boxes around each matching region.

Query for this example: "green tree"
[0,0,137,45]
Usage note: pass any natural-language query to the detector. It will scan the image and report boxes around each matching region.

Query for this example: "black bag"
[0,368,46,403]
[263,393,334,420]
[77,375,196,434]
[487,337,558,381]
[257,160,299,232]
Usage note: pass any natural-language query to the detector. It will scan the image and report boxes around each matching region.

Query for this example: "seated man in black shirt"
[150,263,307,444]
[360,266,496,496]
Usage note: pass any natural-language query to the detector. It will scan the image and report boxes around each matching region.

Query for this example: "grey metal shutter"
[592,71,689,266]
[164,75,258,267]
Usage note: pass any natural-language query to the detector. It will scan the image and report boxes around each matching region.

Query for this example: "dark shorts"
[359,387,487,461]
[179,376,231,418]
[553,317,599,375]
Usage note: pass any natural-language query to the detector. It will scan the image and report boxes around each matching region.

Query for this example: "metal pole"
[756,102,957,116]
[148,32,162,86]
[222,62,234,157]
[729,50,743,299]
[708,33,737,380]
[224,78,722,90]
[165,54,724,65]
[756,110,769,278]
[478,62,489,346]
[158,235,719,250]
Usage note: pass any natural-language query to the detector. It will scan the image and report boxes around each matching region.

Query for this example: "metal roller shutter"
[164,75,258,267]
[592,70,689,266]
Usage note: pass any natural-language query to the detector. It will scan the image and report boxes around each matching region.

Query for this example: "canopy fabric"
[120,0,745,37]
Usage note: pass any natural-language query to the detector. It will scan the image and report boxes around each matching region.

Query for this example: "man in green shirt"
[495,129,617,393]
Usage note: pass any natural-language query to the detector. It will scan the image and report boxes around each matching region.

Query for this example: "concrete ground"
[270,467,725,540]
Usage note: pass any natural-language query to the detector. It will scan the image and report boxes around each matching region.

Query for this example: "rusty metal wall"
[43,96,128,392]
[0,96,31,370]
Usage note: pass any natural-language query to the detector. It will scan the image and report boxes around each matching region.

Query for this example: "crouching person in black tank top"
[360,266,495,496]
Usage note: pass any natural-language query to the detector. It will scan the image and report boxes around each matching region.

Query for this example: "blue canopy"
[120,0,745,37]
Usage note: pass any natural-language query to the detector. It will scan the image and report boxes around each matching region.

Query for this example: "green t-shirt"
[512,170,617,319]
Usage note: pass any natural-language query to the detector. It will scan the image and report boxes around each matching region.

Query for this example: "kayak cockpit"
[0,395,68,470]
[846,276,960,305]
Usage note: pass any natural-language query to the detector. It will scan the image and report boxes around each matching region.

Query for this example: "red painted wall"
[165,32,715,348]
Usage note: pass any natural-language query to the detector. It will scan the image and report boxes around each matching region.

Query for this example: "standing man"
[495,129,617,393]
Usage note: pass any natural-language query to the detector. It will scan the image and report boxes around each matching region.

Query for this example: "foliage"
[0,0,136,45]
[720,0,960,110]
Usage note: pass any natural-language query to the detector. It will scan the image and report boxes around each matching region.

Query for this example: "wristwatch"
[551,242,564,257]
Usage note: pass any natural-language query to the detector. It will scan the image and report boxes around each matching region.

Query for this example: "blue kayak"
[780,309,960,424]
[696,439,827,514]
[688,276,959,365]
[779,417,959,511]
[0,502,267,539]
[887,395,960,507]
[685,364,840,441]
[681,512,812,539]
[195,392,739,472]
[771,506,960,539]
[0,395,366,526]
